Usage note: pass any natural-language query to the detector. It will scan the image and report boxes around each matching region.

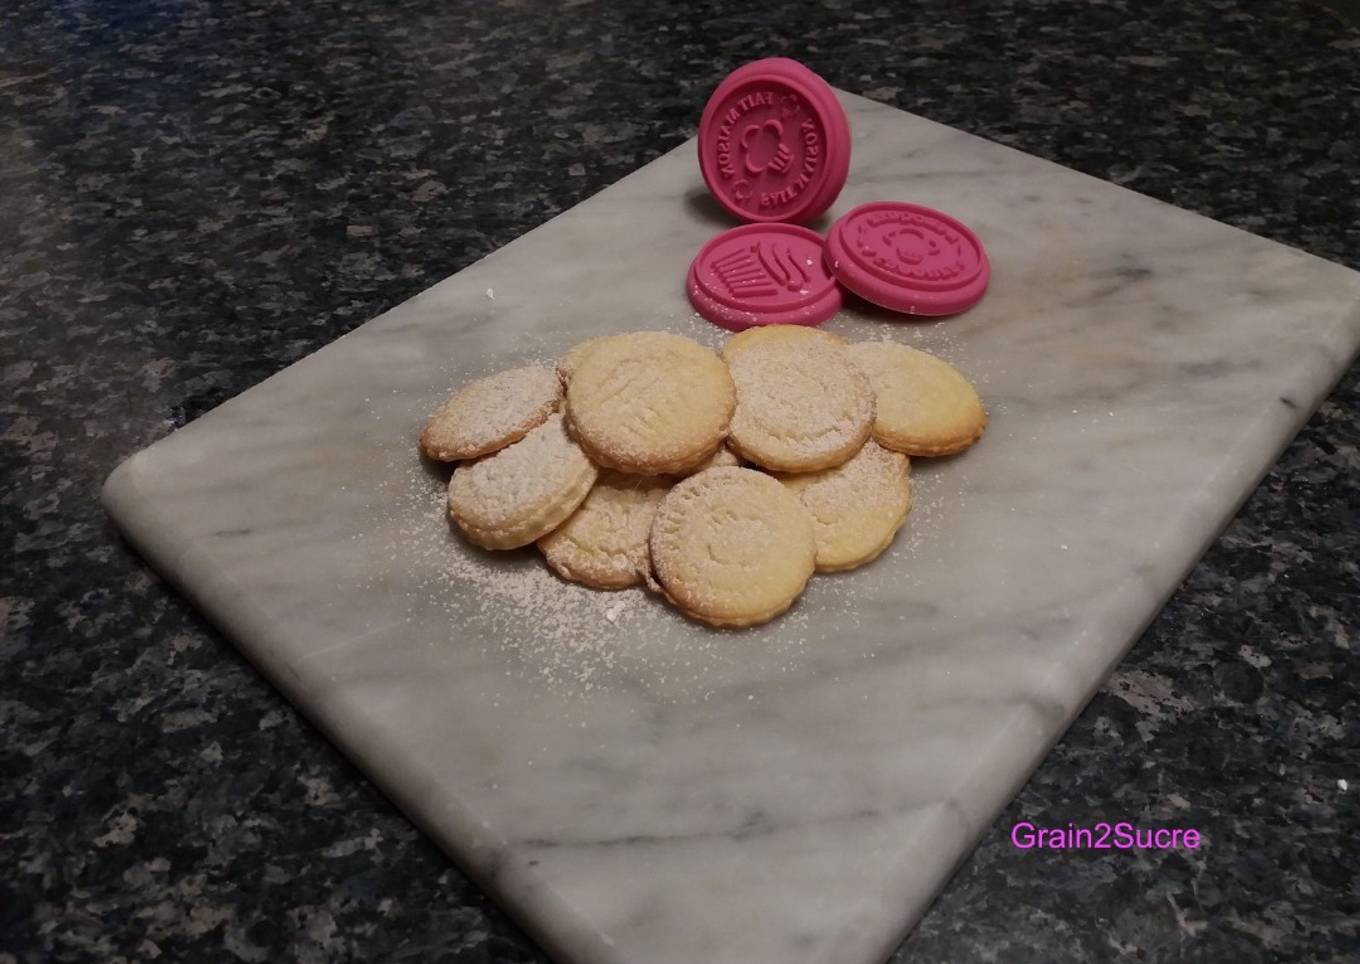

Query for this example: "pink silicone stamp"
[825,201,991,316]
[687,223,842,331]
[698,58,851,224]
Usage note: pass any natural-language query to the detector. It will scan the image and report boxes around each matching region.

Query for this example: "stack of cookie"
[420,325,985,629]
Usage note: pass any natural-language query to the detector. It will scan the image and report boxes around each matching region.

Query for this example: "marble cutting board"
[103,92,1360,964]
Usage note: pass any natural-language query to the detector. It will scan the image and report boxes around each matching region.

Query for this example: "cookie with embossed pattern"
[680,443,743,476]
[538,471,671,589]
[421,365,562,462]
[557,335,622,385]
[844,341,986,456]
[720,323,845,363]
[725,336,873,472]
[566,331,736,475]
[778,441,912,572]
[649,467,816,628]
[448,413,597,550]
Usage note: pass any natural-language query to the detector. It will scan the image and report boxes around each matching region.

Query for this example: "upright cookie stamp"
[697,58,851,225]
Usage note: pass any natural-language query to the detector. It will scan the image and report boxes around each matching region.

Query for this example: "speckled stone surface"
[2,1,1357,962]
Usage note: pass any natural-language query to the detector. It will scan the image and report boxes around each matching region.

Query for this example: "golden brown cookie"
[720,324,845,362]
[566,331,736,475]
[844,342,987,456]
[778,441,912,572]
[448,413,597,549]
[538,472,671,589]
[725,338,874,472]
[556,335,620,385]
[421,365,562,462]
[680,443,742,476]
[649,467,816,628]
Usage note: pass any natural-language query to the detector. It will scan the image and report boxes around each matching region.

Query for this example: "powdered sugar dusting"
[365,430,834,702]
[727,340,873,467]
[422,364,561,459]
[567,332,734,474]
[448,413,593,533]
[360,331,956,701]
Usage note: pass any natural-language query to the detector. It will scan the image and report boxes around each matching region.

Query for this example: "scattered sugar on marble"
[359,336,953,700]
[365,437,820,700]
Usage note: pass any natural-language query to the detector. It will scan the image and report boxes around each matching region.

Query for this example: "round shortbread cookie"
[649,467,816,628]
[566,331,736,475]
[843,342,987,456]
[720,324,846,362]
[725,339,874,472]
[557,335,620,385]
[680,443,742,476]
[448,413,598,549]
[538,472,671,589]
[421,365,562,462]
[778,441,912,572]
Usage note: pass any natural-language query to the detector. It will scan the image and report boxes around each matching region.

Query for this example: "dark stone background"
[2,1,1357,961]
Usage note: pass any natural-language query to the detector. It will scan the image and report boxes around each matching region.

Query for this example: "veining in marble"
[101,93,1360,964]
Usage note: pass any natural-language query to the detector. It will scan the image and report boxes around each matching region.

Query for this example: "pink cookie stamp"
[698,58,851,224]
[687,223,842,332]
[825,201,991,316]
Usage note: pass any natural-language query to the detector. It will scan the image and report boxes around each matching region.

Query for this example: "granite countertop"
[3,1,1357,962]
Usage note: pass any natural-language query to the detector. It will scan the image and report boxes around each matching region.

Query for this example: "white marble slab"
[103,92,1360,964]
